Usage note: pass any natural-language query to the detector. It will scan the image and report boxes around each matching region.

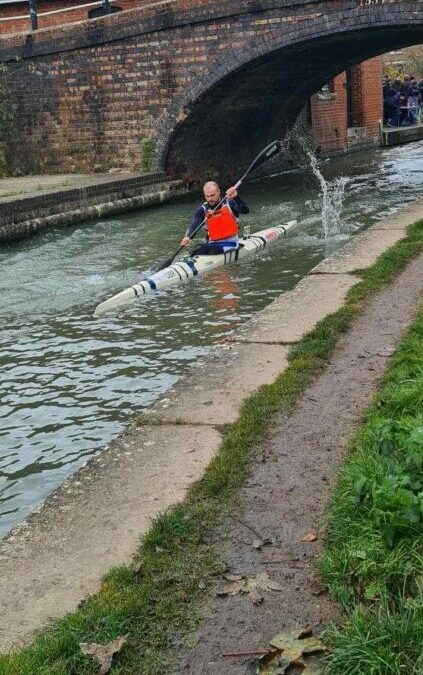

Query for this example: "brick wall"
[360,56,383,140]
[0,1,419,178]
[310,73,348,155]
[310,57,383,155]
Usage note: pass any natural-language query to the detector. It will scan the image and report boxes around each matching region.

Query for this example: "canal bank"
[0,171,191,244]
[0,198,422,658]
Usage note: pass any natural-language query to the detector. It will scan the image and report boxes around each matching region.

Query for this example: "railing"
[0,0,180,32]
[0,0,115,31]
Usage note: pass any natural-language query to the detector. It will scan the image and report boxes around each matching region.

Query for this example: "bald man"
[181,181,249,255]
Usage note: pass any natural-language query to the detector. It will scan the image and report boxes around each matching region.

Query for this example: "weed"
[140,138,155,173]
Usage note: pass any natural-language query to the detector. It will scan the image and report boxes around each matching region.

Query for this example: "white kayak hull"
[94,220,297,316]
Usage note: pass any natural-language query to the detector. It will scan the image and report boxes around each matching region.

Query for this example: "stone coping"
[0,171,165,205]
[0,171,170,228]
[0,179,190,243]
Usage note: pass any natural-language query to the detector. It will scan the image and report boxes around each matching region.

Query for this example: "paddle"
[153,139,282,272]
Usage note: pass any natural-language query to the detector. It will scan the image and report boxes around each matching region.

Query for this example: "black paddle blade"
[245,140,282,177]
[153,255,176,272]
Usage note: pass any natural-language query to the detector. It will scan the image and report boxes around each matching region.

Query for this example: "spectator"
[383,74,423,126]
[407,83,419,124]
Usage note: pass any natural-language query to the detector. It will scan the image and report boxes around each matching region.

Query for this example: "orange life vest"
[204,202,239,241]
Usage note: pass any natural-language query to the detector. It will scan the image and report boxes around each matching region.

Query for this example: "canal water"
[1,141,423,538]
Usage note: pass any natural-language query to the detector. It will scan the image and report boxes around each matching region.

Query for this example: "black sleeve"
[229,196,249,217]
[186,205,205,238]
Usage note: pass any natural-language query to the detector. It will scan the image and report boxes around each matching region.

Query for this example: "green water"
[1,142,423,537]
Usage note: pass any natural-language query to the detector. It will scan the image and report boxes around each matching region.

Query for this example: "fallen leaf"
[130,560,143,575]
[252,538,264,550]
[80,636,127,674]
[224,573,243,582]
[220,571,282,604]
[302,533,317,542]
[302,654,326,674]
[246,629,326,674]
[249,587,264,605]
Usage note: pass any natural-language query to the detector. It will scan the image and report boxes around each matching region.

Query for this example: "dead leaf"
[249,587,264,605]
[302,533,317,542]
[302,654,326,674]
[130,560,143,575]
[224,573,243,582]
[80,636,127,674]
[220,571,282,604]
[246,629,326,674]
[269,633,324,658]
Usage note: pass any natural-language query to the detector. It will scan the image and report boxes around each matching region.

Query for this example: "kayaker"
[180,181,249,255]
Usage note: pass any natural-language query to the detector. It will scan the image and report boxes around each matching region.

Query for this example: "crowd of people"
[383,74,423,127]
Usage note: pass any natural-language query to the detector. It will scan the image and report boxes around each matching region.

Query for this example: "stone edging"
[0,180,190,243]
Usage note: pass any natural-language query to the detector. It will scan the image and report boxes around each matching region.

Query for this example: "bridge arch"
[158,4,423,179]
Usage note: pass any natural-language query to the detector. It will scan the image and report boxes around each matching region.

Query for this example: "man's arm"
[182,205,205,244]
[228,196,249,218]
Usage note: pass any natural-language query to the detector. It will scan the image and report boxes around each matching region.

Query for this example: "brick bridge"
[1,0,422,180]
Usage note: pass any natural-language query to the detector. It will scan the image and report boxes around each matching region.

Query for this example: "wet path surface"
[1,142,423,537]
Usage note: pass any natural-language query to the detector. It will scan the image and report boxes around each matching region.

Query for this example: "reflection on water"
[1,141,423,537]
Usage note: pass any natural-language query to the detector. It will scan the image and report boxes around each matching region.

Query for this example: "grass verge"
[321,236,423,673]
[1,221,423,674]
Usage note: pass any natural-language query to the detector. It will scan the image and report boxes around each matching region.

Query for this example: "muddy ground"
[172,252,423,674]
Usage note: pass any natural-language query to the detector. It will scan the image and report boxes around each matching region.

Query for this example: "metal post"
[28,0,38,30]
[102,0,112,14]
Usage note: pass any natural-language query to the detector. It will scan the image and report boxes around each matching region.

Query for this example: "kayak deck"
[94,220,297,316]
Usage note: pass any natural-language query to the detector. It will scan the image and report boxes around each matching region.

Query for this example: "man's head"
[203,181,221,207]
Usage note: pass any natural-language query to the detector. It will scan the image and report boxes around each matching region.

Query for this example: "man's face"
[204,186,220,207]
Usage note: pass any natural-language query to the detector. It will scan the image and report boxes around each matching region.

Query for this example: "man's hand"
[181,236,191,247]
[226,186,238,200]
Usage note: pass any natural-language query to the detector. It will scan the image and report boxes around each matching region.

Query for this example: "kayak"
[94,220,297,316]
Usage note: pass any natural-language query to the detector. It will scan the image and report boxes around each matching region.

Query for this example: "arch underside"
[164,25,423,182]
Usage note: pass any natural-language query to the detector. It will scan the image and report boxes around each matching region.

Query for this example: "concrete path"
[0,171,148,204]
[0,198,422,653]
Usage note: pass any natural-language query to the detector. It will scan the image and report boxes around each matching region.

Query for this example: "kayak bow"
[94,220,297,316]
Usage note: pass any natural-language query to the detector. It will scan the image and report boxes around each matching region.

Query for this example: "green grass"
[321,249,423,672]
[1,220,423,674]
[324,596,423,675]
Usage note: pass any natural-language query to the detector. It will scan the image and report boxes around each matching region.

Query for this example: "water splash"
[285,126,350,239]
[306,151,349,238]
